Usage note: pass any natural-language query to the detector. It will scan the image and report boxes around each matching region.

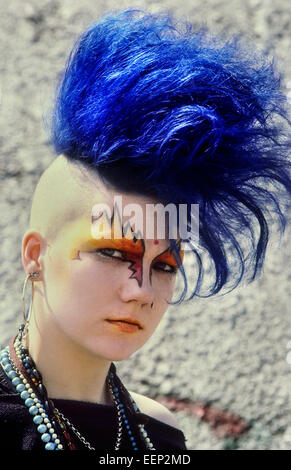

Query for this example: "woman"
[0,8,290,450]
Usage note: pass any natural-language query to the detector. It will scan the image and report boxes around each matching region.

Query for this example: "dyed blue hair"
[49,9,291,302]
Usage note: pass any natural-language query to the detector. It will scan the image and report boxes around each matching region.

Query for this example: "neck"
[26,306,113,406]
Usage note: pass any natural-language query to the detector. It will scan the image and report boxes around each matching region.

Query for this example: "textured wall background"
[0,0,290,449]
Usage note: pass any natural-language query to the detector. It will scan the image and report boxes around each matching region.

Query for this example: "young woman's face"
[38,187,183,361]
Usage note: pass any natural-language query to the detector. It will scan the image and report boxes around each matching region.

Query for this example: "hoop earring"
[22,272,39,335]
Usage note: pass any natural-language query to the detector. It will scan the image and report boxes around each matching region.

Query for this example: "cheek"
[148,276,176,327]
[42,250,102,317]
[42,248,70,304]
[152,274,176,304]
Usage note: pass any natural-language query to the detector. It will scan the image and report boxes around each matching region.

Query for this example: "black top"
[0,364,187,451]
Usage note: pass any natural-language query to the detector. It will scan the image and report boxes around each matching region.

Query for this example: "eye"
[154,262,178,274]
[94,248,124,260]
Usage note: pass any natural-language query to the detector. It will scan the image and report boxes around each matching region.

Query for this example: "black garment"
[0,363,187,450]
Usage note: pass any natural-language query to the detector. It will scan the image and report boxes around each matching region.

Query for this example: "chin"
[96,347,137,362]
[84,341,140,363]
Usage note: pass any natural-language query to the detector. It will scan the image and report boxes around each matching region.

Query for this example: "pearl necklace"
[0,325,156,450]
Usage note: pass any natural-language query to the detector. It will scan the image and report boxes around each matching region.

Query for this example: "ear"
[22,230,46,280]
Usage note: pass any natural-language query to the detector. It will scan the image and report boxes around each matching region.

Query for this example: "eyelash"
[94,248,178,275]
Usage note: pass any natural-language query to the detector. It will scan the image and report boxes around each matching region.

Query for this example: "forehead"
[58,212,177,252]
[67,163,178,243]
[35,155,180,250]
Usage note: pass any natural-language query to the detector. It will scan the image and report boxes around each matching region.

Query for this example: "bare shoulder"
[129,391,181,430]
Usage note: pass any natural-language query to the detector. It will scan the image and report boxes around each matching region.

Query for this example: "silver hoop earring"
[22,272,39,332]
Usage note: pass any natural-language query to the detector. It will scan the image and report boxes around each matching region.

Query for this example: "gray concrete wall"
[0,0,290,449]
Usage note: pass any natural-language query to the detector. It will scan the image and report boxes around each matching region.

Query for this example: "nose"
[118,270,154,306]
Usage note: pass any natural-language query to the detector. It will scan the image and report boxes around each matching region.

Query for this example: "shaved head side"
[29,155,108,243]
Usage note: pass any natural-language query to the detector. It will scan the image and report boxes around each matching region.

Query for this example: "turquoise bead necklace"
[0,324,156,450]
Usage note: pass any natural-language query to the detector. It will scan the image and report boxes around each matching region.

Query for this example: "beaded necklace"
[0,324,156,450]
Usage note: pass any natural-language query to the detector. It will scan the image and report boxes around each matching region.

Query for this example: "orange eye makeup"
[153,249,184,269]
[87,238,146,287]
[64,216,184,287]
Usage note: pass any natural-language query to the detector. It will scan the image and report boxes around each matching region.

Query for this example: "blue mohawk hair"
[49,8,291,301]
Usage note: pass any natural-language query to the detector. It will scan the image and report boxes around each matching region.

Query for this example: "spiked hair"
[48,9,291,301]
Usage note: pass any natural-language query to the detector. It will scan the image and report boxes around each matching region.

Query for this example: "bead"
[52,434,57,439]
[12,377,21,386]
[44,418,49,423]
[32,368,41,381]
[49,428,55,434]
[45,442,56,450]
[20,390,30,400]
[57,445,63,450]
[37,424,47,434]
[45,400,54,416]
[25,398,35,407]
[38,383,45,395]
[16,383,25,393]
[25,357,34,368]
[3,363,12,372]
[41,433,51,443]
[1,359,9,367]
[7,370,17,379]
[33,415,43,425]
[28,405,39,416]
[0,362,9,370]
[55,439,60,445]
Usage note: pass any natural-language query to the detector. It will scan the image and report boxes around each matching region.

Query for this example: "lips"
[106,318,143,329]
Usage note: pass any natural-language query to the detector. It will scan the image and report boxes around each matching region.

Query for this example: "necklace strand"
[0,325,156,450]
[16,329,124,450]
[53,378,124,450]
